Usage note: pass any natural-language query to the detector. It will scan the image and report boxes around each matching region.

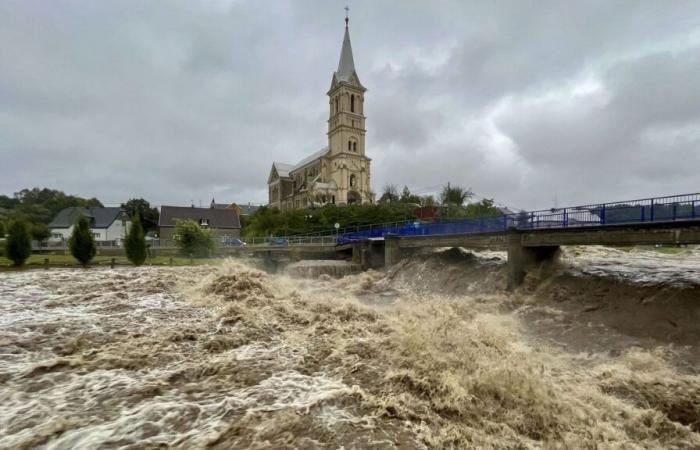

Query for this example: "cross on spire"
[345,2,349,27]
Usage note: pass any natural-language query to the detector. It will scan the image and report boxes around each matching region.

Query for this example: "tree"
[440,184,472,207]
[0,195,20,210]
[174,219,214,258]
[421,195,437,207]
[242,203,414,237]
[378,184,399,204]
[31,223,51,244]
[124,216,147,266]
[69,215,96,267]
[0,221,5,238]
[6,220,32,266]
[121,198,159,234]
[463,199,502,218]
[0,188,103,227]
[399,186,422,205]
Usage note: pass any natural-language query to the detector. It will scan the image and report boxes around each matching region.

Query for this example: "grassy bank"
[0,254,226,270]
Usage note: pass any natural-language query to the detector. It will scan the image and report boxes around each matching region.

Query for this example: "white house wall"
[105,219,130,241]
[49,220,131,242]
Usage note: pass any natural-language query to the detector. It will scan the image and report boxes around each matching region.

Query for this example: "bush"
[69,215,96,267]
[6,220,32,266]
[124,216,147,266]
[174,219,214,258]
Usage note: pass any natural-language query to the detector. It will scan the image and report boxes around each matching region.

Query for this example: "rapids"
[1,246,699,448]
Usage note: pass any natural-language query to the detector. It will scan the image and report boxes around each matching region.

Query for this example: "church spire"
[336,7,356,82]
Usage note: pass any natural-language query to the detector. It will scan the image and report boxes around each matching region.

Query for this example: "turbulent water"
[1,246,700,449]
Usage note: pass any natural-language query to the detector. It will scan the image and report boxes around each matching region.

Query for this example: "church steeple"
[327,6,368,168]
[336,23,356,82]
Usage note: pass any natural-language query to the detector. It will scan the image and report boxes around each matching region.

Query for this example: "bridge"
[332,192,700,287]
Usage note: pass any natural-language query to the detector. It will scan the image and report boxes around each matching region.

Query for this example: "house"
[49,207,131,242]
[231,203,260,216]
[210,198,235,210]
[158,205,241,240]
[267,14,372,210]
[210,199,260,216]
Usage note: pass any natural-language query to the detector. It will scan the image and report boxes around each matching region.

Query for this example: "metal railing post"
[650,199,655,221]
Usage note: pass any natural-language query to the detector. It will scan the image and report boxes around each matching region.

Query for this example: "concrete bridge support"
[384,234,403,268]
[352,239,385,270]
[507,232,559,288]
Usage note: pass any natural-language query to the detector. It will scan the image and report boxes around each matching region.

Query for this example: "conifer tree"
[6,220,32,266]
[124,216,147,266]
[69,215,96,267]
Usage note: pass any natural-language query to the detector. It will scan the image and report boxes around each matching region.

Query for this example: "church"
[267,15,372,210]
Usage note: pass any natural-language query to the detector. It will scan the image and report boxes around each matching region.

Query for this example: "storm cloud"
[1,0,698,210]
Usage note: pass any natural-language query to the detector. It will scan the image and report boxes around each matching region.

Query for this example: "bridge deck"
[362,219,700,249]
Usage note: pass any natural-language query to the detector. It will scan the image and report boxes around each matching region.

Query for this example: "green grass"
[0,254,226,270]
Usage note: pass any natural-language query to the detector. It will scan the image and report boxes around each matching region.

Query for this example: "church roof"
[272,146,330,180]
[272,162,295,178]
[336,25,356,82]
[293,146,329,171]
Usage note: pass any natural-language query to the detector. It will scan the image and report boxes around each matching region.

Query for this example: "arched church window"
[348,141,352,151]
[350,95,355,113]
[335,97,339,113]
[353,142,357,152]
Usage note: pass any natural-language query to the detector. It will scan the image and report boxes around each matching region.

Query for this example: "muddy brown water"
[1,246,699,449]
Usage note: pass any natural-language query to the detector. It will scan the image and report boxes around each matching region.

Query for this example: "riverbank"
[0,255,226,270]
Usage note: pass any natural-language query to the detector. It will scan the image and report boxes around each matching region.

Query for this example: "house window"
[93,233,101,239]
[200,218,210,227]
[351,94,355,112]
[52,233,62,239]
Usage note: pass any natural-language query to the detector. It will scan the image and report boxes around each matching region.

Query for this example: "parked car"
[268,237,288,247]
[222,237,247,246]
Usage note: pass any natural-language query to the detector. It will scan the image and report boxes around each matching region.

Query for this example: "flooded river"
[1,246,699,448]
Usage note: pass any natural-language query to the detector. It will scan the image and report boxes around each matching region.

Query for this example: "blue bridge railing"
[335,192,700,245]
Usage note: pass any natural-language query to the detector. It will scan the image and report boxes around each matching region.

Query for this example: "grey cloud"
[1,0,699,210]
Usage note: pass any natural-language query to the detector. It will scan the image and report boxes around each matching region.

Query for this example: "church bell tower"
[326,11,371,204]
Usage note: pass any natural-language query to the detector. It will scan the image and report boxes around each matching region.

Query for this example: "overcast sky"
[1,1,699,210]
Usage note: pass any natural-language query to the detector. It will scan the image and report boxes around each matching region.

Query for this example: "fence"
[35,235,338,251]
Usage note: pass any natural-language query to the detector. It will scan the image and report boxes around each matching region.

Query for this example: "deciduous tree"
[174,219,214,258]
[120,198,159,233]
